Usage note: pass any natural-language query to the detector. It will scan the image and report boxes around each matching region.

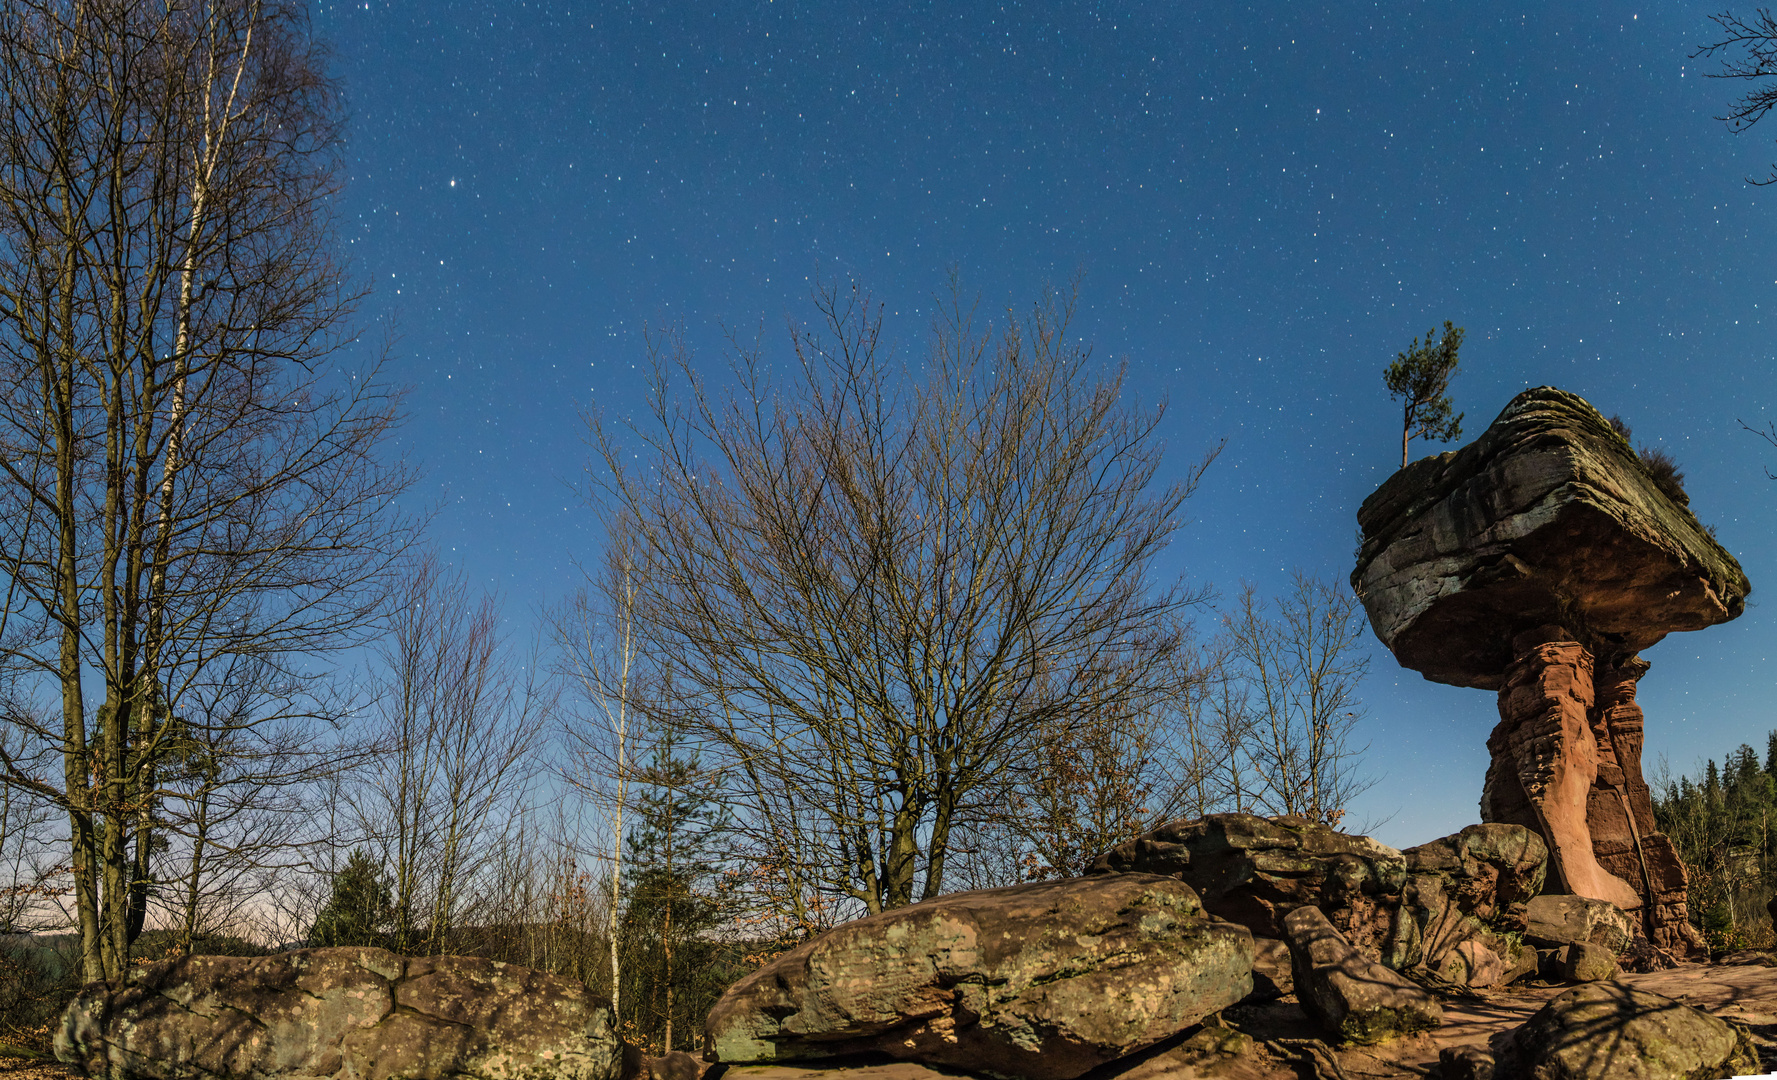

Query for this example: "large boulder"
[1391,823,1547,985]
[1282,905,1443,1046]
[1494,982,1757,1079]
[55,947,623,1080]
[1085,813,1406,956]
[702,874,1252,1080]
[1555,941,1621,984]
[1351,386,1747,691]
[1524,894,1633,955]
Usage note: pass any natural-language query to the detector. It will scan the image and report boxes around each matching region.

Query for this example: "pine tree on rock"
[1384,321,1465,467]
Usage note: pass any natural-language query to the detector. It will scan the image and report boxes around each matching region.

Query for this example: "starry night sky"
[314,0,1777,847]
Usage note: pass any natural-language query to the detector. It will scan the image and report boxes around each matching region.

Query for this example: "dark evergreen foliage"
[1653,734,1777,948]
[1384,320,1464,467]
[308,849,393,948]
[615,730,739,1053]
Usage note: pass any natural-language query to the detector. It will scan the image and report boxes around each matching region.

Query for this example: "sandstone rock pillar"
[1480,627,1640,913]
[1588,657,1705,957]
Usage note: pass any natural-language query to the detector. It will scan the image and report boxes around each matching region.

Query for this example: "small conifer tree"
[309,849,393,948]
[1384,321,1465,467]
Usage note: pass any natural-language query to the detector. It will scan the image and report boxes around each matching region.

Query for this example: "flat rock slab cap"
[1352,387,1749,688]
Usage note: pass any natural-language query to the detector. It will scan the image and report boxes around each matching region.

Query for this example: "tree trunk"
[1401,402,1412,468]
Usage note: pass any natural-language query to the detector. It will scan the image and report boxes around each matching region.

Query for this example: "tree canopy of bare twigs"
[1214,573,1375,827]
[587,280,1220,921]
[0,0,412,982]
[1697,9,1777,184]
[347,554,548,958]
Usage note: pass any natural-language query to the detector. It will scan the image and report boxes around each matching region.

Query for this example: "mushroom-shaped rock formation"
[1351,386,1750,959]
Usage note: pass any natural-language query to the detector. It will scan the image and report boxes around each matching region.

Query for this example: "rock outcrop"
[1352,387,1749,955]
[55,947,624,1080]
[1392,823,1546,986]
[1089,813,1543,988]
[1283,905,1443,1045]
[1524,894,1633,956]
[1493,982,1757,1080]
[702,874,1252,1080]
[1085,813,1406,955]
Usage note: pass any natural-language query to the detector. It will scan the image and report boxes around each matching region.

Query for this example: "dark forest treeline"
[1653,731,1777,950]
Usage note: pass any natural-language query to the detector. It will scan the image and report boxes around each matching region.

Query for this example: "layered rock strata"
[1085,813,1406,957]
[1352,387,1749,956]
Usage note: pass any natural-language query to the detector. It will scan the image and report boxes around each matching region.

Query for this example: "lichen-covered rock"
[1496,982,1757,1079]
[1393,823,1546,986]
[1351,386,1748,690]
[1525,894,1632,955]
[1090,815,1548,988]
[54,947,623,1080]
[1556,942,1621,984]
[1085,813,1407,954]
[702,874,1252,1080]
[1283,905,1443,1046]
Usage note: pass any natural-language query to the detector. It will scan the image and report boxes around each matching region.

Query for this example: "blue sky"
[315,1,1777,848]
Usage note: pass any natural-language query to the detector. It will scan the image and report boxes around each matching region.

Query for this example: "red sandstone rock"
[1352,388,1747,957]
[1091,815,1547,989]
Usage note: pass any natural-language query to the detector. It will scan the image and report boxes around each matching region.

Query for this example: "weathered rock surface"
[1494,982,1757,1080]
[54,947,623,1080]
[702,874,1252,1080]
[1393,823,1546,987]
[1556,942,1620,984]
[1482,631,1648,913]
[1086,813,1408,958]
[1283,905,1443,1046]
[1524,894,1632,955]
[1352,387,1747,688]
[1092,815,1546,988]
[1480,629,1702,953]
[1247,937,1292,999]
[1352,387,1743,953]
[1438,1044,1497,1080]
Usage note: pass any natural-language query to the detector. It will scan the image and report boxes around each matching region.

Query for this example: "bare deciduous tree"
[590,280,1219,919]
[553,549,646,1021]
[352,555,547,957]
[1218,573,1375,827]
[0,0,411,982]
[0,720,61,933]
